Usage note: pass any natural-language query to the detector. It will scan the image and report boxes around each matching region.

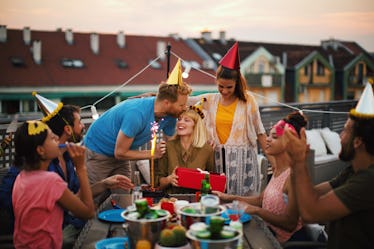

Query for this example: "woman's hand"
[212,190,233,201]
[102,174,134,190]
[154,140,166,159]
[168,167,179,187]
[241,201,261,215]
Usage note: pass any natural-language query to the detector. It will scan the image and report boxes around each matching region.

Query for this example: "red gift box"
[175,167,226,192]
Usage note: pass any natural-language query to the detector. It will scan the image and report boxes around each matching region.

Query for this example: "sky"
[1,0,374,52]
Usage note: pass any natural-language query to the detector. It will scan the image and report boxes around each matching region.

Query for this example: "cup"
[201,194,219,214]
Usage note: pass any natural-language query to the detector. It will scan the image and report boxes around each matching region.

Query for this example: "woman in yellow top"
[189,42,267,196]
[155,99,215,194]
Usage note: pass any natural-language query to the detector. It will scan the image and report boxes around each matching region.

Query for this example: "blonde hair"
[174,109,209,148]
[157,82,192,102]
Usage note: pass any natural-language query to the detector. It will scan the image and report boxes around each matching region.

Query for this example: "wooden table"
[74,194,282,249]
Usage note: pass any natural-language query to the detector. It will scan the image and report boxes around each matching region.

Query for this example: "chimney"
[32,40,42,64]
[65,29,74,45]
[201,30,212,43]
[282,52,287,67]
[219,30,226,45]
[22,27,31,45]
[169,33,180,41]
[117,31,126,48]
[0,25,7,43]
[157,41,166,61]
[90,33,99,54]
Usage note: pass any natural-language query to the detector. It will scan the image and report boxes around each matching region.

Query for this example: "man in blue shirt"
[84,68,192,201]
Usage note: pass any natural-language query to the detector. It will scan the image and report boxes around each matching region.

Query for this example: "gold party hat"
[190,98,207,119]
[32,92,63,122]
[349,82,374,119]
[27,120,49,136]
[166,59,183,86]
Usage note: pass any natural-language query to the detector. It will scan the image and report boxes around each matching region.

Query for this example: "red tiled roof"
[0,29,215,88]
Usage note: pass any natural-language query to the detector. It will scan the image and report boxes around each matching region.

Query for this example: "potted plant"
[155,225,191,249]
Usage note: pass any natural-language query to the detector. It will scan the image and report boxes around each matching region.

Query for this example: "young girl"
[12,120,95,248]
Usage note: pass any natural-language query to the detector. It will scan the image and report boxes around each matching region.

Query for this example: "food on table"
[159,225,187,247]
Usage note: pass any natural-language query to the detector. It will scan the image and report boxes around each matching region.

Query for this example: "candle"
[150,121,160,189]
[150,132,157,189]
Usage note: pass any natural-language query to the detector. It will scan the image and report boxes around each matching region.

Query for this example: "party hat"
[32,92,63,122]
[219,41,240,70]
[27,120,49,136]
[190,98,207,119]
[349,82,374,119]
[166,59,183,86]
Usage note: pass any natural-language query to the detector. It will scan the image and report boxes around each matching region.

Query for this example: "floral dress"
[190,92,265,195]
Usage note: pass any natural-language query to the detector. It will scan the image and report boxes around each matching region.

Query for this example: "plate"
[95,237,129,249]
[221,209,252,224]
[98,209,126,223]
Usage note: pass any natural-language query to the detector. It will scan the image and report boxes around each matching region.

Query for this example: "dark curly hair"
[45,105,80,137]
[284,111,308,137]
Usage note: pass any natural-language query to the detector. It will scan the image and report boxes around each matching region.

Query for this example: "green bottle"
[201,174,211,196]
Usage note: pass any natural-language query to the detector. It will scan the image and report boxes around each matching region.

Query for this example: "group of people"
[0,41,373,249]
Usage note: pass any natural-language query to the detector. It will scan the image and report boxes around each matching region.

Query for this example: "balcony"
[244,73,283,87]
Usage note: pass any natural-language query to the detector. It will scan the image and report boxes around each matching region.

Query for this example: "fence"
[0,100,356,168]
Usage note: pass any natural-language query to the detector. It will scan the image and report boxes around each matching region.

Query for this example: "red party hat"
[219,41,240,70]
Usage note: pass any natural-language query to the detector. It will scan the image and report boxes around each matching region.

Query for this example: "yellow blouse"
[216,99,238,144]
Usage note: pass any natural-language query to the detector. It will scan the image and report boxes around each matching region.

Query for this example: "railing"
[244,73,283,87]
[0,100,356,168]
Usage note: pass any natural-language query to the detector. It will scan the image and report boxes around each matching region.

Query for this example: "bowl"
[177,202,225,229]
[186,229,242,249]
[121,209,169,248]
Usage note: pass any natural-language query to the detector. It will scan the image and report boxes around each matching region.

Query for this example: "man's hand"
[284,126,308,165]
[66,143,86,169]
[102,174,134,190]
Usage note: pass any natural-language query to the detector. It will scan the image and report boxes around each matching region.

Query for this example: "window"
[115,59,128,69]
[304,65,309,76]
[317,61,325,76]
[357,63,364,85]
[61,58,85,68]
[21,100,37,112]
[258,62,265,73]
[10,56,26,67]
[212,53,222,61]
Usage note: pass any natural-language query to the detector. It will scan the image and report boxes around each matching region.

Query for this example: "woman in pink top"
[12,120,95,249]
[213,111,307,244]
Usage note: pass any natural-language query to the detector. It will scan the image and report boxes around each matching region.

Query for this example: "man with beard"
[83,59,192,202]
[45,103,134,248]
[283,82,374,249]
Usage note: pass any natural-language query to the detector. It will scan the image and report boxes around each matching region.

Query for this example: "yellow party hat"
[349,82,374,119]
[166,59,183,86]
[32,92,63,122]
[190,98,207,119]
[27,120,49,136]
